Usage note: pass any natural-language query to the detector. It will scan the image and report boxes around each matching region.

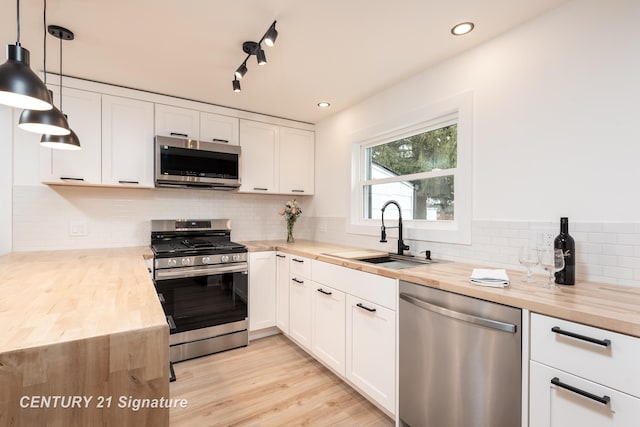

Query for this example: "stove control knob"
[221,255,230,263]
[232,254,242,262]
[167,259,177,267]
[181,258,192,266]
[202,256,211,265]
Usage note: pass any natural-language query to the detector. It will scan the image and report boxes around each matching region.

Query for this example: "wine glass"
[518,246,539,283]
[539,248,565,289]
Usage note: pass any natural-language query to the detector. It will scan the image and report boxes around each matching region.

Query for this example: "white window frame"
[348,91,472,245]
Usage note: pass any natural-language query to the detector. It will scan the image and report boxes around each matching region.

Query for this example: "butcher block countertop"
[0,246,169,427]
[0,246,165,353]
[244,239,640,338]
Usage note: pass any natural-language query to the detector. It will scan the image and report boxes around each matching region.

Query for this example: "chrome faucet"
[380,200,410,256]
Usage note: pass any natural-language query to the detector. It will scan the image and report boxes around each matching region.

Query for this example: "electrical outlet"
[69,221,88,237]
[542,232,554,248]
[319,222,327,233]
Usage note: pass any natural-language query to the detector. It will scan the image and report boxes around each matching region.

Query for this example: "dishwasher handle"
[400,292,517,333]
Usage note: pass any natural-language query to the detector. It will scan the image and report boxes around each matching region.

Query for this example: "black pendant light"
[40,25,80,151]
[0,0,53,110]
[19,0,70,135]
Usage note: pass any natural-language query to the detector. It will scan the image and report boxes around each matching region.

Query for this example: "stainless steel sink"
[358,254,444,269]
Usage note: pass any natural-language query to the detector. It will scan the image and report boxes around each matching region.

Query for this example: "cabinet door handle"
[292,258,304,263]
[60,177,84,181]
[317,288,332,296]
[291,278,304,284]
[253,187,268,191]
[276,254,286,258]
[118,180,139,185]
[170,132,188,138]
[166,315,176,331]
[356,302,376,313]
[212,138,229,143]
[291,189,305,193]
[550,377,611,405]
[551,326,611,347]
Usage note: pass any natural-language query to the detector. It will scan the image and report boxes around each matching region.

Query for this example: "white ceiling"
[1,0,571,124]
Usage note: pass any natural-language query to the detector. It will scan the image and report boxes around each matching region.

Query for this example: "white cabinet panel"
[102,95,154,187]
[239,120,278,193]
[530,361,640,427]
[155,104,199,139]
[279,127,314,195]
[312,283,345,376]
[289,274,312,351]
[275,252,290,334]
[249,252,276,331]
[200,112,239,145]
[40,86,102,184]
[346,294,396,414]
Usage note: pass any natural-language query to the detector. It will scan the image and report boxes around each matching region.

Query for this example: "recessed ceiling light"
[451,22,475,36]
[317,102,330,108]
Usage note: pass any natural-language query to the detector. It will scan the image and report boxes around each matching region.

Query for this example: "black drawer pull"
[276,254,286,258]
[212,138,229,143]
[170,132,188,138]
[356,303,376,313]
[291,189,305,193]
[166,315,176,331]
[118,180,139,184]
[551,326,611,347]
[253,187,268,191]
[60,177,84,181]
[292,258,304,263]
[317,288,332,296]
[551,377,611,405]
[292,278,304,284]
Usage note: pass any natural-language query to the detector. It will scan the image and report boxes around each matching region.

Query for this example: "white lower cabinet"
[529,313,640,427]
[345,294,396,414]
[275,252,290,334]
[248,252,276,332]
[530,361,640,427]
[311,283,345,376]
[289,274,313,351]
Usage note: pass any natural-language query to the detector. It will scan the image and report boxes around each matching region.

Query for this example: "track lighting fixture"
[231,20,278,92]
[19,0,70,136]
[40,24,81,150]
[0,0,53,110]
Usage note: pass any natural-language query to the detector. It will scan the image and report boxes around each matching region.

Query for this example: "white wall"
[311,0,640,286]
[313,0,640,222]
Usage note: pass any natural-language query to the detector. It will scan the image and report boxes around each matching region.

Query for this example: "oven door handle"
[155,262,248,280]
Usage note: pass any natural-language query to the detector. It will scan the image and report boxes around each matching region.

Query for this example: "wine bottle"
[554,217,575,285]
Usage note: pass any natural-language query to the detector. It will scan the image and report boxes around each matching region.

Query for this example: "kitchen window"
[349,92,472,244]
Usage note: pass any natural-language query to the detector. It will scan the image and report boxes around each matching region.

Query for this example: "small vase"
[287,221,295,243]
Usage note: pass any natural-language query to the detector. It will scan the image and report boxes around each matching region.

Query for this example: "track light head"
[232,78,241,92]
[264,23,278,47]
[235,62,248,79]
[256,47,267,65]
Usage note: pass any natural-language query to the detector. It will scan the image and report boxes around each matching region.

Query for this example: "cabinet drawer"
[290,255,312,278]
[530,361,640,427]
[531,313,640,397]
[312,260,396,310]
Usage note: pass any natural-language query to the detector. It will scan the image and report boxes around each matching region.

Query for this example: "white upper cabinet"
[239,119,315,195]
[239,119,278,193]
[279,127,314,195]
[102,95,155,187]
[40,86,102,185]
[155,104,199,140]
[200,112,239,146]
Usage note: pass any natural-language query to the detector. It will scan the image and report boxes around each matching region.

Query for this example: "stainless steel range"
[151,219,248,369]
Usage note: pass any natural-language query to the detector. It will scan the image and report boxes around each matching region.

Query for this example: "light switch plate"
[69,221,89,237]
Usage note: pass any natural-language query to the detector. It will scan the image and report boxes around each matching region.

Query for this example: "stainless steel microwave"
[154,136,241,190]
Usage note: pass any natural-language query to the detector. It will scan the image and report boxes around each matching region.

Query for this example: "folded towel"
[470,268,510,288]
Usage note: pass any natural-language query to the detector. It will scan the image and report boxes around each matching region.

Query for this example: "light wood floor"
[169,334,394,426]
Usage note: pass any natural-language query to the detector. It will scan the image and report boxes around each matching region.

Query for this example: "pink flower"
[278,208,285,215]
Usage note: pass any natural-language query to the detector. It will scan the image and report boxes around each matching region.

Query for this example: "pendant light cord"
[16,0,21,45]
[43,0,47,84]
[59,35,63,111]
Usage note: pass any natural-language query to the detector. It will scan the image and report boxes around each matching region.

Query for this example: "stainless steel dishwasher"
[399,280,522,427]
